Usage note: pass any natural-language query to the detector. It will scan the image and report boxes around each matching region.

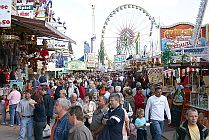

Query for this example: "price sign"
[0,0,11,28]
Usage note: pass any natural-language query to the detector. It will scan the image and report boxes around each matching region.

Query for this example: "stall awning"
[11,15,76,44]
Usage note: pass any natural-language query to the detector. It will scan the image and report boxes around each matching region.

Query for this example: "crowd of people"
[0,71,209,140]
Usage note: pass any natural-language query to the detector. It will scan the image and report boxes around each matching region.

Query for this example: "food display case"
[190,91,209,110]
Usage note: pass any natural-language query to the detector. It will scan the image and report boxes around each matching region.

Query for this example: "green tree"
[162,44,173,66]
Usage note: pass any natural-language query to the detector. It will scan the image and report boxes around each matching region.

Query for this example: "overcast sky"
[53,0,209,58]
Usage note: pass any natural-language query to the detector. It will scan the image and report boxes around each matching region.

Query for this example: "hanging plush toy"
[40,49,49,61]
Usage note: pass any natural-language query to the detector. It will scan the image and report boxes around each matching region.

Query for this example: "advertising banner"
[55,51,64,68]
[68,60,86,71]
[33,0,52,20]
[0,0,12,28]
[86,53,95,68]
[16,3,34,18]
[114,54,126,63]
[160,23,207,51]
[15,0,52,20]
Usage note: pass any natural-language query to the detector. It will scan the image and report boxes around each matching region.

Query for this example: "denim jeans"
[1,103,6,124]
[18,117,33,140]
[137,129,147,140]
[34,121,46,140]
[9,104,20,125]
[150,120,164,140]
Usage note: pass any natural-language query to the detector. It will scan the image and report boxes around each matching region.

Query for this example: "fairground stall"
[0,0,75,95]
[160,22,209,128]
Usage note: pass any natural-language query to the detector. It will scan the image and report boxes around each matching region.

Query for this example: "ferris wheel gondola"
[99,4,159,64]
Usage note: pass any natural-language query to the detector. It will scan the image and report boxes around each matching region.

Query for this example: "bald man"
[70,93,82,107]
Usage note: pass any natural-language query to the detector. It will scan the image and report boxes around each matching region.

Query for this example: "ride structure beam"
[191,0,208,47]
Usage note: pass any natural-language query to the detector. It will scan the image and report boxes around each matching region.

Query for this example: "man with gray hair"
[70,93,82,106]
[173,108,209,140]
[132,82,141,96]
[50,98,71,140]
[115,86,122,93]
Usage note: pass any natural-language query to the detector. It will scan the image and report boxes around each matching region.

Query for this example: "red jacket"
[79,85,85,100]
[134,90,145,110]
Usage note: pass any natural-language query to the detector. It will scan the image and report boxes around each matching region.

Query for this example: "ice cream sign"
[0,0,12,28]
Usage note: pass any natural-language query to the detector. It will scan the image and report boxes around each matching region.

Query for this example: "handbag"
[43,124,51,138]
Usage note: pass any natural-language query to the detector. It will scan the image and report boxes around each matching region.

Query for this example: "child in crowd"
[135,108,147,140]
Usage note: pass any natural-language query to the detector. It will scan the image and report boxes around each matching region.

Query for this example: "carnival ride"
[99,4,159,65]
[191,0,208,47]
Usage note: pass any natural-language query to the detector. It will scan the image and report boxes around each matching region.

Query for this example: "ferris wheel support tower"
[191,0,208,47]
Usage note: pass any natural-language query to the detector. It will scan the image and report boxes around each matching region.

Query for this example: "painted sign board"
[160,23,208,51]
[0,0,12,28]
[68,60,87,71]
[86,53,96,68]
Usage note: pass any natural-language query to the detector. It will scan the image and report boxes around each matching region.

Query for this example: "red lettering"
[20,12,30,17]
[0,5,8,9]
[2,20,10,24]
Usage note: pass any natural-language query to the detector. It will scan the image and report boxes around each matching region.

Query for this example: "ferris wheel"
[99,4,159,64]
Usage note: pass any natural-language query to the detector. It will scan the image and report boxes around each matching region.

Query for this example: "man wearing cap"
[17,90,35,140]
[145,84,171,140]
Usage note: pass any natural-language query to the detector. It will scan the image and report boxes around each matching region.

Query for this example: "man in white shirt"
[145,84,171,140]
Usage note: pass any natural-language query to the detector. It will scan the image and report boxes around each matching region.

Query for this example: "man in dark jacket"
[102,93,125,140]
[54,81,63,100]
[173,108,209,140]
[40,87,53,126]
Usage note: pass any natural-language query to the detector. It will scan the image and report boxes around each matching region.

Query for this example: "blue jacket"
[52,113,71,140]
